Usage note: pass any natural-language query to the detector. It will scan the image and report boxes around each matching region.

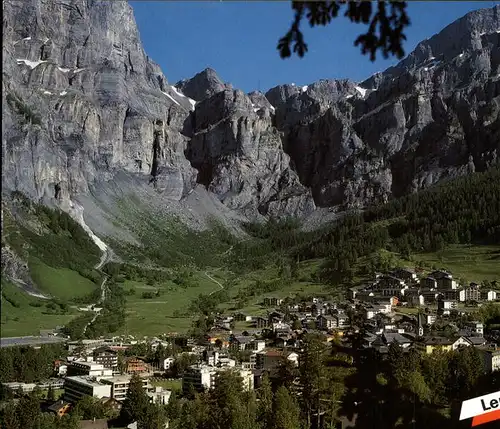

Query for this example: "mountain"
[2,0,499,236]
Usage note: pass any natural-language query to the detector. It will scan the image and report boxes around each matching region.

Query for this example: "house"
[317,315,337,330]
[182,365,215,392]
[125,357,148,374]
[254,317,269,329]
[47,400,71,417]
[311,303,328,316]
[272,321,291,334]
[420,277,437,289]
[205,330,231,346]
[334,313,349,328]
[477,347,500,372]
[93,347,118,370]
[79,420,109,429]
[101,375,150,401]
[377,275,406,289]
[465,321,484,336]
[255,350,299,374]
[233,312,246,322]
[419,289,439,304]
[203,350,219,366]
[426,314,436,325]
[414,337,455,354]
[391,268,417,282]
[263,297,284,307]
[452,336,475,350]
[438,289,460,301]
[161,357,175,371]
[389,296,399,307]
[365,303,391,319]
[482,290,497,301]
[466,337,487,347]
[98,397,122,414]
[382,332,412,348]
[229,336,254,351]
[147,386,172,405]
[53,360,68,376]
[459,283,481,302]
[437,299,457,314]
[253,340,266,352]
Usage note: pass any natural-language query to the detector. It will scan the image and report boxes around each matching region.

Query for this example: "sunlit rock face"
[3,1,499,219]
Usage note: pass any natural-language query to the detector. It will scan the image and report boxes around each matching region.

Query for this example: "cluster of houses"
[349,268,497,310]
[198,267,500,377]
[2,267,498,428]
[2,339,172,428]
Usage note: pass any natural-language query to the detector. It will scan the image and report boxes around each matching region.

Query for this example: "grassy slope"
[413,245,500,282]
[1,197,100,336]
[119,271,226,336]
[0,280,78,336]
[29,258,98,300]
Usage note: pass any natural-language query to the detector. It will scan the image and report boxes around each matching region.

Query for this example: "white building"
[484,290,497,301]
[466,321,484,336]
[147,386,172,405]
[67,361,113,377]
[182,366,216,393]
[254,340,266,352]
[64,376,112,403]
[218,357,236,368]
[479,348,500,372]
[182,365,254,393]
[101,375,150,401]
[161,357,175,371]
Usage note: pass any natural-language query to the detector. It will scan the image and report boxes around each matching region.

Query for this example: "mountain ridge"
[2,1,499,232]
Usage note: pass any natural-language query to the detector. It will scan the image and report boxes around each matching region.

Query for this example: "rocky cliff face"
[267,6,500,209]
[2,0,197,207]
[2,1,499,222]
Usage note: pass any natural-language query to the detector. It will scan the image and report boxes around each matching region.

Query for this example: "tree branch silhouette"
[278,1,411,61]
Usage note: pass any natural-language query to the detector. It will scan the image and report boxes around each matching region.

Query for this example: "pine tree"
[300,334,328,427]
[257,374,273,428]
[273,386,301,429]
[47,385,55,402]
[120,374,149,423]
[138,403,167,429]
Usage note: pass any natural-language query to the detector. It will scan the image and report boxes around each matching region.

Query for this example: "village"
[1,267,499,428]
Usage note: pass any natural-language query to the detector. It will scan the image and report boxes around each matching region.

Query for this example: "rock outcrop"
[2,0,197,207]
[267,6,500,209]
[185,88,315,217]
[2,0,499,221]
[175,68,232,102]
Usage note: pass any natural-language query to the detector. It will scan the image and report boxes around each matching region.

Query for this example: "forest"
[232,166,500,283]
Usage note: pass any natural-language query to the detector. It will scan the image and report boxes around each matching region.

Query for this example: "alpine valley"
[1,0,500,338]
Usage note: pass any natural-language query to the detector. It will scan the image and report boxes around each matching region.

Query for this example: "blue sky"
[130,1,499,93]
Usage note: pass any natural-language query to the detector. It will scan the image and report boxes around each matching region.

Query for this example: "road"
[205,271,224,295]
[81,248,112,335]
[0,336,67,348]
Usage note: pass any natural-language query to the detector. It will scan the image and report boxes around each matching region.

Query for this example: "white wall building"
[147,387,172,405]
[67,361,113,377]
[161,357,175,371]
[101,375,150,401]
[64,376,112,403]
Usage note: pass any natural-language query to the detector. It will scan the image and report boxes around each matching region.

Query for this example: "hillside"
[2,166,499,337]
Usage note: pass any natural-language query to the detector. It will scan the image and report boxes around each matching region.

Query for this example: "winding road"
[206,271,224,295]
[81,248,112,335]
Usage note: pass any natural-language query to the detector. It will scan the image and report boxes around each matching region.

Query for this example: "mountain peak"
[175,67,231,102]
